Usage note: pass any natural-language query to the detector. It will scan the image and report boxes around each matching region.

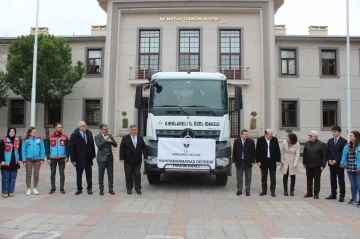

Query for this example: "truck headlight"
[216,157,230,166]
[146,156,158,165]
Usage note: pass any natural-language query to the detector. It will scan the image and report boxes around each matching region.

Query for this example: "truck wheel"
[216,175,228,186]
[147,173,161,184]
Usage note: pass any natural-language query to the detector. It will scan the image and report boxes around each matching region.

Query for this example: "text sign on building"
[157,138,216,170]
[160,16,220,21]
[156,116,222,130]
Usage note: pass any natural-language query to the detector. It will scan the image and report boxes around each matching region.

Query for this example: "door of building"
[137,98,148,136]
[229,98,240,138]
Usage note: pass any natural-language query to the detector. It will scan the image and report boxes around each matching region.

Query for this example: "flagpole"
[346,0,352,140]
[30,0,40,126]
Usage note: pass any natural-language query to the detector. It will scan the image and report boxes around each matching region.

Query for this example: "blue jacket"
[340,144,360,171]
[22,137,46,161]
[2,137,21,165]
[44,133,69,159]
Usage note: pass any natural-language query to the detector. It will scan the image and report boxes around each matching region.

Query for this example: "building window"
[322,101,338,128]
[9,100,25,125]
[138,30,160,79]
[219,30,241,79]
[281,101,298,127]
[280,49,296,75]
[321,49,337,76]
[86,49,103,75]
[85,100,101,126]
[179,30,200,71]
[46,100,62,126]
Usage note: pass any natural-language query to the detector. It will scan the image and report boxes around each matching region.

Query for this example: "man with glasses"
[303,131,327,199]
[70,121,96,195]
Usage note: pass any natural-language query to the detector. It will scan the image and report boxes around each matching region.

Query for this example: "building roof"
[275,35,360,42]
[2,34,360,45]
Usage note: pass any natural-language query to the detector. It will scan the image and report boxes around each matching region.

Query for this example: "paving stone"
[0,152,358,239]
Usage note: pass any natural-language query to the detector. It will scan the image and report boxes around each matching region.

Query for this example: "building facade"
[0,0,359,139]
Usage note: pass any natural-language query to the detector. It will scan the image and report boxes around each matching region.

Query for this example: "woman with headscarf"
[0,128,24,198]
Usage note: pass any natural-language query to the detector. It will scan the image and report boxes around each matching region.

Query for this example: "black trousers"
[329,164,345,197]
[306,167,322,196]
[98,156,114,191]
[261,164,276,193]
[124,162,141,190]
[76,165,92,191]
[283,166,296,192]
[50,159,66,190]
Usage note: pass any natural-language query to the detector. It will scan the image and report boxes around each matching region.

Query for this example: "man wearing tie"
[325,126,347,202]
[119,125,147,195]
[95,123,117,195]
[70,121,96,195]
[256,129,281,197]
[233,129,256,196]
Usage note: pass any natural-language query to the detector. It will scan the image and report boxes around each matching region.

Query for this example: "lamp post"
[30,0,40,126]
[346,0,351,139]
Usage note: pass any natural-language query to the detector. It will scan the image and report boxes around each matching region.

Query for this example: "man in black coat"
[70,121,96,195]
[303,130,327,199]
[233,129,255,196]
[256,129,281,197]
[119,125,147,195]
[325,126,347,202]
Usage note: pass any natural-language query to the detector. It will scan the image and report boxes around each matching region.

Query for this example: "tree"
[4,34,84,137]
[0,72,8,108]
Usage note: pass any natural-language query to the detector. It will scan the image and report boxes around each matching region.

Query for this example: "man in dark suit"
[70,121,96,195]
[119,125,147,195]
[95,123,117,196]
[233,129,256,196]
[303,130,327,199]
[256,129,281,197]
[325,126,347,202]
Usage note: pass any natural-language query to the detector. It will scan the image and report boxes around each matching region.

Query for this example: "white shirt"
[241,138,246,159]
[131,135,137,146]
[334,137,339,144]
[266,138,270,158]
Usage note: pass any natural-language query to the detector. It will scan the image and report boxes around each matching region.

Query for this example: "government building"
[0,0,359,140]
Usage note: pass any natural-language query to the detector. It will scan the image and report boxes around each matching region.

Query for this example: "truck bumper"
[144,140,232,176]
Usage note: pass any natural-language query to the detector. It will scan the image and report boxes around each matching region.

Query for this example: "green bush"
[122,118,128,128]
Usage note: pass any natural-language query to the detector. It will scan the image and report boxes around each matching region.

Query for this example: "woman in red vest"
[0,128,24,198]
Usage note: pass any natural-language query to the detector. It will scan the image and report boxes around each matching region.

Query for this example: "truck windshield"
[151,79,227,110]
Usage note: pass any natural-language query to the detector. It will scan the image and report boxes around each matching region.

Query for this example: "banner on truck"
[157,138,216,169]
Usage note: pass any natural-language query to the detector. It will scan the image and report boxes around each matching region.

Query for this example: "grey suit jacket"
[95,133,118,162]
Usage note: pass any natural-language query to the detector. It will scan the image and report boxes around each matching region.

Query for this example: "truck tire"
[216,175,228,186]
[147,173,161,184]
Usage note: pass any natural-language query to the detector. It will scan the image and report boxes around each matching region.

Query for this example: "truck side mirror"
[135,85,143,109]
[235,86,242,110]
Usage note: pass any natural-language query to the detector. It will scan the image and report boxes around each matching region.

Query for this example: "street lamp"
[30,0,40,126]
[346,0,351,139]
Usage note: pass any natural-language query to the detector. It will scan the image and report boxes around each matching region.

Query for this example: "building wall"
[276,39,360,139]
[116,10,266,136]
[0,39,105,137]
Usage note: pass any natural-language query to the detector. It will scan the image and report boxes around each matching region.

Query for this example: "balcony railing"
[128,66,250,81]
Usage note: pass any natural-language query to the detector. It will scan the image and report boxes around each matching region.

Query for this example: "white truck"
[135,70,242,186]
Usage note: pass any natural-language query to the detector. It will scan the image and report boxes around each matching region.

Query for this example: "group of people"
[0,121,147,197]
[233,126,360,207]
[1,122,359,206]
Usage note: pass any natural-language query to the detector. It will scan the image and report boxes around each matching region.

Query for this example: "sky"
[0,0,360,37]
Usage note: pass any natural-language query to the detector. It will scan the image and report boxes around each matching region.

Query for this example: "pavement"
[0,139,359,239]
